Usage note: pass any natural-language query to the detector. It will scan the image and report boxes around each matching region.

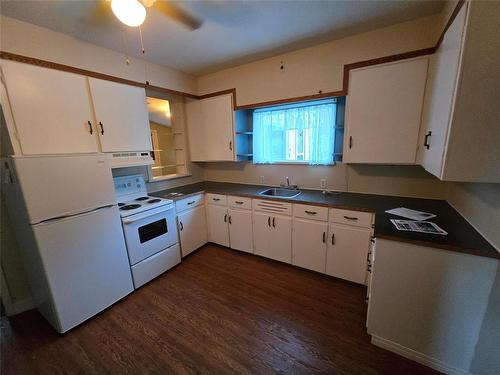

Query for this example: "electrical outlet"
[259,175,265,184]
[320,179,327,189]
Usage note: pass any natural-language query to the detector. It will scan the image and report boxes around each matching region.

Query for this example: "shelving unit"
[235,109,254,161]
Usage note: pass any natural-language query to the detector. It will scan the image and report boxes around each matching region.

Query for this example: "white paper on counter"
[390,219,448,235]
[385,207,436,221]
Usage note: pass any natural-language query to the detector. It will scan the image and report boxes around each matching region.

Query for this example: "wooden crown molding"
[0,1,465,110]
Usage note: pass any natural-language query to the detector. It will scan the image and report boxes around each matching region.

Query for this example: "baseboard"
[371,335,470,375]
[3,296,35,316]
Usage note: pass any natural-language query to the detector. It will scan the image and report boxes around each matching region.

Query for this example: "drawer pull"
[305,210,317,215]
[235,201,244,204]
[179,221,183,231]
[268,216,271,227]
[322,232,326,243]
[224,214,227,223]
[331,233,335,245]
[343,215,358,221]
[187,200,196,205]
[212,198,221,201]
[228,215,232,224]
[272,217,276,228]
[87,121,93,135]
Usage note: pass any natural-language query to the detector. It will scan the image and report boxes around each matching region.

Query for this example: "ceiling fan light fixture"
[111,0,146,27]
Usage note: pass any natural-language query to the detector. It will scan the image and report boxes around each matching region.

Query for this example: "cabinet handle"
[224,214,227,223]
[229,141,233,151]
[99,121,104,135]
[424,131,432,149]
[322,232,326,243]
[187,200,196,205]
[272,217,275,228]
[343,216,358,221]
[349,136,353,149]
[212,198,220,201]
[268,216,271,227]
[228,215,232,224]
[331,233,335,245]
[235,201,244,205]
[179,221,183,231]
[305,210,317,215]
[87,121,93,135]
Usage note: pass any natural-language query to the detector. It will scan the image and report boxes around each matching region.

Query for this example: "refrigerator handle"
[35,204,116,226]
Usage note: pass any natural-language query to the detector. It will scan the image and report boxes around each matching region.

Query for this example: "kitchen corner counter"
[151,182,500,260]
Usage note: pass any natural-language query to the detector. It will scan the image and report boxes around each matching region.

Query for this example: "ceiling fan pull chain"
[139,25,149,85]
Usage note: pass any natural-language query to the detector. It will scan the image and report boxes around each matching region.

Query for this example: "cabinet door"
[228,208,253,253]
[269,215,292,264]
[192,94,234,161]
[206,204,229,247]
[327,224,371,284]
[418,5,467,178]
[253,211,272,259]
[1,60,98,155]
[292,218,327,273]
[344,58,428,164]
[178,205,207,257]
[88,78,151,152]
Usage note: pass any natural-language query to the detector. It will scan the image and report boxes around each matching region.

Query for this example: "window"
[253,99,338,165]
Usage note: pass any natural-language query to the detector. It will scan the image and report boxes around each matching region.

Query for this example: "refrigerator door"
[12,154,116,224]
[33,205,133,333]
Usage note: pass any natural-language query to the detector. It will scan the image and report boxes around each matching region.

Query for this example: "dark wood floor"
[1,245,439,374]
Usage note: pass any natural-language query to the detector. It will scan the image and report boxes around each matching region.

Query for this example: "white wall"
[0,15,197,95]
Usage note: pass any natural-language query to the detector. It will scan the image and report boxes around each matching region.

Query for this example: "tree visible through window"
[253,99,337,165]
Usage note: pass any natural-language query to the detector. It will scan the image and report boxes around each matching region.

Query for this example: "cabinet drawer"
[228,196,252,210]
[293,204,328,221]
[252,199,292,215]
[206,193,227,206]
[329,208,373,228]
[176,194,205,213]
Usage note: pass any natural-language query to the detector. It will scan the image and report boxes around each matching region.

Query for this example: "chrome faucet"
[280,176,298,190]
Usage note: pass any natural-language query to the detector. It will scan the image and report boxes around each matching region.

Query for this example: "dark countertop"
[151,181,500,260]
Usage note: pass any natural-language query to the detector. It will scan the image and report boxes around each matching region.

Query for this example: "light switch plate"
[320,179,327,189]
[259,175,265,184]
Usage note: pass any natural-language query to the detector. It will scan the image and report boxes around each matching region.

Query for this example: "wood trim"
[0,51,199,99]
[435,0,465,50]
[234,90,345,110]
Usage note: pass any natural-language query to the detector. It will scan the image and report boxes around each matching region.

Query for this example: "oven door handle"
[122,204,173,224]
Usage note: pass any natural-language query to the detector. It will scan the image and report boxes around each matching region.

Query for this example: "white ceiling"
[0,1,445,76]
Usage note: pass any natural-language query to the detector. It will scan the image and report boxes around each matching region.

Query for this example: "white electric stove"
[113,174,180,288]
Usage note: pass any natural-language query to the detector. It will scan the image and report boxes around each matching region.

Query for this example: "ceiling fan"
[109,0,202,30]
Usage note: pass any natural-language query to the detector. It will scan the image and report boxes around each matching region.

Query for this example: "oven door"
[122,205,177,265]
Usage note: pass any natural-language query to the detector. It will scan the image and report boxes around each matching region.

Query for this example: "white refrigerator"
[4,154,134,333]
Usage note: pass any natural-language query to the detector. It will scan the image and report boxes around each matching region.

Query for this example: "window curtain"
[253,101,336,164]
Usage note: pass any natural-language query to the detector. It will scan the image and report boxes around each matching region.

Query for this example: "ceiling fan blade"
[153,1,203,30]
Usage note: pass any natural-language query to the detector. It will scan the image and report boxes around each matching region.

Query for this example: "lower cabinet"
[228,208,253,253]
[326,223,371,284]
[177,205,208,257]
[206,204,230,247]
[253,212,292,263]
[292,218,327,273]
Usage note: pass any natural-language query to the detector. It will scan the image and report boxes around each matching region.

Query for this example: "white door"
[206,204,230,247]
[253,211,272,259]
[178,205,208,257]
[292,218,327,273]
[228,208,253,253]
[88,78,151,152]
[327,223,371,284]
[33,205,133,333]
[199,94,235,161]
[419,5,467,178]
[12,154,115,224]
[1,60,99,155]
[344,58,428,164]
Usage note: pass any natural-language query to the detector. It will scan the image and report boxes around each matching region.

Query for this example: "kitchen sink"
[259,188,301,198]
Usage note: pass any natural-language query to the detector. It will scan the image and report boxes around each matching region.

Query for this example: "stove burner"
[135,196,150,201]
[120,204,141,211]
[147,198,162,204]
[118,203,125,207]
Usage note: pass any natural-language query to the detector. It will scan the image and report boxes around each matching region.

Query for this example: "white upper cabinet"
[418,2,500,182]
[186,94,235,161]
[344,57,428,164]
[1,60,99,155]
[88,78,151,153]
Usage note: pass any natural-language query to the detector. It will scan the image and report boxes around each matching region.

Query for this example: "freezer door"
[12,154,116,224]
[33,205,133,333]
